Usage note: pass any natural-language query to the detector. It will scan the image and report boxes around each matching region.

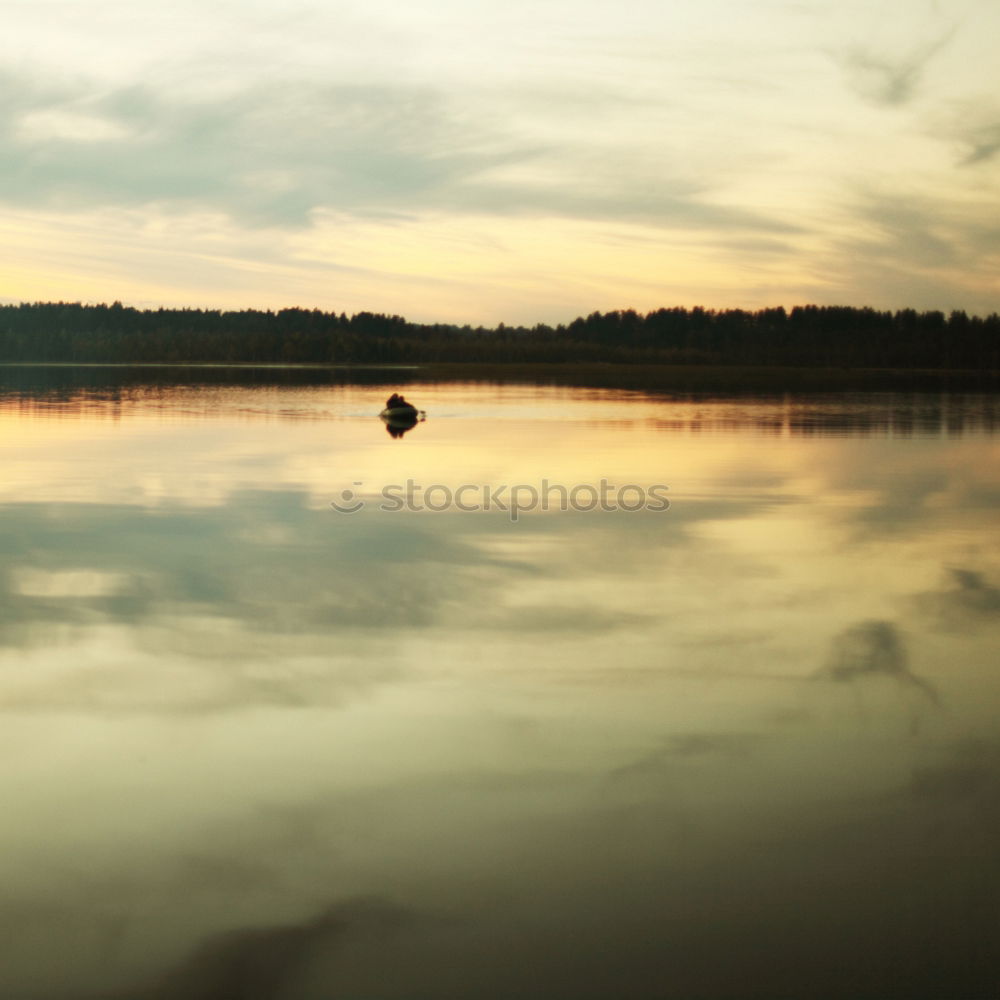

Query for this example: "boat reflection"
[379,408,425,438]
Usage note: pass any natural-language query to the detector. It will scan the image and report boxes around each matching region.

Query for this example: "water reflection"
[914,568,1000,631]
[380,410,424,438]
[2,364,1000,436]
[120,899,415,1000]
[0,370,998,998]
[821,620,941,705]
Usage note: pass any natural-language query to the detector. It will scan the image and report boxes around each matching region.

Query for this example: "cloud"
[0,66,796,237]
[960,122,1000,165]
[0,73,500,227]
[838,29,955,107]
[823,186,1000,315]
[937,100,1000,165]
[0,0,997,319]
[854,198,960,268]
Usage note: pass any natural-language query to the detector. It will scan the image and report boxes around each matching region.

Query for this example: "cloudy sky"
[1,0,998,323]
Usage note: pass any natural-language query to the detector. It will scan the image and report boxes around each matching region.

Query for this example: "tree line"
[1,301,997,369]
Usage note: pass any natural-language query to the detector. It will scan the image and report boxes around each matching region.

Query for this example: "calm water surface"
[1,370,998,999]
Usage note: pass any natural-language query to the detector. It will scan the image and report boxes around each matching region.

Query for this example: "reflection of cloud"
[610,733,764,782]
[0,491,694,713]
[911,761,989,800]
[11,568,129,597]
[913,568,1000,632]
[909,742,1000,815]
[479,604,652,634]
[0,497,485,645]
[945,569,1000,610]
[820,620,940,705]
[824,621,906,680]
[123,898,413,1000]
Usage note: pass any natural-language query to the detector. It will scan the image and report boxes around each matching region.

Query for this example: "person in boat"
[385,393,414,411]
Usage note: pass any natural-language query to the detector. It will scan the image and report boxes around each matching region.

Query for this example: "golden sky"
[1,0,998,323]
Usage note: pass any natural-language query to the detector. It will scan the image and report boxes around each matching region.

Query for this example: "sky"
[1,0,998,324]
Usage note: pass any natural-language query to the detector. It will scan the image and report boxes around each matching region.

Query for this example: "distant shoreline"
[2,360,998,393]
[0,362,422,370]
[418,361,1000,387]
[3,302,998,372]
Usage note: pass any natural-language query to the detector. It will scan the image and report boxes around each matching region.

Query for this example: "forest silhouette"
[1,301,997,369]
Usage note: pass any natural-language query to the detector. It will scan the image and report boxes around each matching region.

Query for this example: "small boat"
[379,405,422,419]
[379,401,425,438]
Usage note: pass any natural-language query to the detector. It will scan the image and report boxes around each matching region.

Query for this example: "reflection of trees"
[2,364,999,438]
[0,494,657,711]
[650,395,1000,436]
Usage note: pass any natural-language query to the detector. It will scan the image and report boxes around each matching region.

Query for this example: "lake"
[1,367,998,999]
